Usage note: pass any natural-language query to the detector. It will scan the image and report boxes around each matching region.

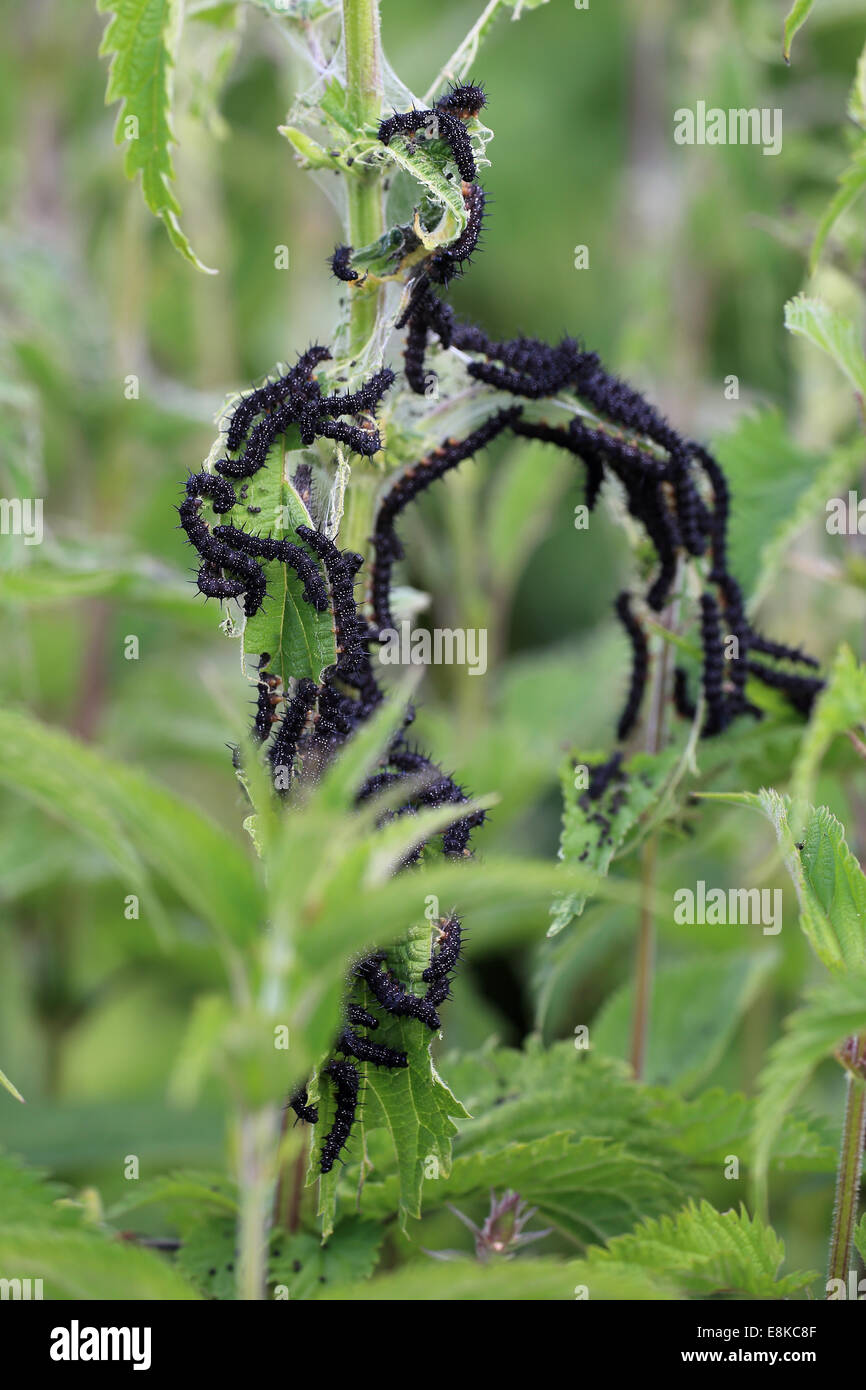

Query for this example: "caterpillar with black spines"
[319,1060,360,1172]
[614,591,649,741]
[268,678,320,794]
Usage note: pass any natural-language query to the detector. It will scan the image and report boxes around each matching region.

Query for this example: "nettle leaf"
[753,971,866,1204]
[176,1214,237,1299]
[577,1200,814,1299]
[315,918,468,1236]
[109,1171,238,1231]
[239,438,338,683]
[793,644,866,807]
[708,789,866,973]
[98,0,215,272]
[711,409,853,605]
[592,953,777,1092]
[784,294,866,398]
[0,708,262,949]
[649,1087,836,1173]
[551,744,682,934]
[783,0,818,63]
[269,1217,383,1299]
[378,141,468,246]
[0,1152,199,1300]
[416,1132,682,1248]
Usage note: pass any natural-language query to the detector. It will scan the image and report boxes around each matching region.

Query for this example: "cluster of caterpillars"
[181,79,823,1174]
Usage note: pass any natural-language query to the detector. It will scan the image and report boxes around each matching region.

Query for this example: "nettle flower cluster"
[179,81,822,1175]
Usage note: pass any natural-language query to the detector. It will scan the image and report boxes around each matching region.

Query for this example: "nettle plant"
[1,0,866,1303]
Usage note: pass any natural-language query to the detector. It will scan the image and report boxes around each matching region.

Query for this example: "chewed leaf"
[379,141,468,246]
[551,745,681,934]
[98,0,215,272]
[240,439,338,684]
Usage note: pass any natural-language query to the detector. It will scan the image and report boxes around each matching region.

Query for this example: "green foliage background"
[2,0,866,1298]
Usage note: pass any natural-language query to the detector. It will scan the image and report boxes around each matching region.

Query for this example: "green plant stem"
[826,1040,866,1292]
[342,0,384,356]
[629,575,679,1078]
[236,1103,281,1301]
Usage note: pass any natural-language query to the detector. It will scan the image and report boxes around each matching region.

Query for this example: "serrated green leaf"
[581,1200,814,1298]
[98,0,215,272]
[708,788,866,972]
[711,409,853,604]
[416,1132,683,1247]
[0,1152,200,1299]
[109,1171,237,1229]
[378,141,468,243]
[793,644,866,808]
[269,1217,383,1298]
[783,0,818,62]
[239,439,338,683]
[316,919,468,1235]
[753,971,866,1205]
[176,1215,236,1298]
[784,294,866,398]
[553,745,682,932]
[648,1086,836,1173]
[593,952,777,1092]
[0,708,262,947]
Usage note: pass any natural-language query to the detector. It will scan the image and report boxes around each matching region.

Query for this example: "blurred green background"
[1,0,866,1277]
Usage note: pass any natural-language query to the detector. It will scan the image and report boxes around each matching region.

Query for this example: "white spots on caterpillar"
[573,244,589,270]
[423,1154,440,1180]
[0,497,43,545]
[573,1024,589,1051]
[274,1025,290,1051]
[424,895,440,922]
[724,633,739,660]
[123,374,139,400]
[573,763,589,791]
[124,1154,139,1181]
[123,634,139,661]
[123,114,139,142]
[724,374,739,399]
[573,503,589,530]
[725,1154,740,1180]
[123,894,139,921]
[274,245,290,270]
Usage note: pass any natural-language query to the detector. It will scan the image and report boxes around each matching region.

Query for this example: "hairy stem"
[342,0,385,355]
[629,577,679,1078]
[827,1040,866,1293]
[236,1104,281,1301]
